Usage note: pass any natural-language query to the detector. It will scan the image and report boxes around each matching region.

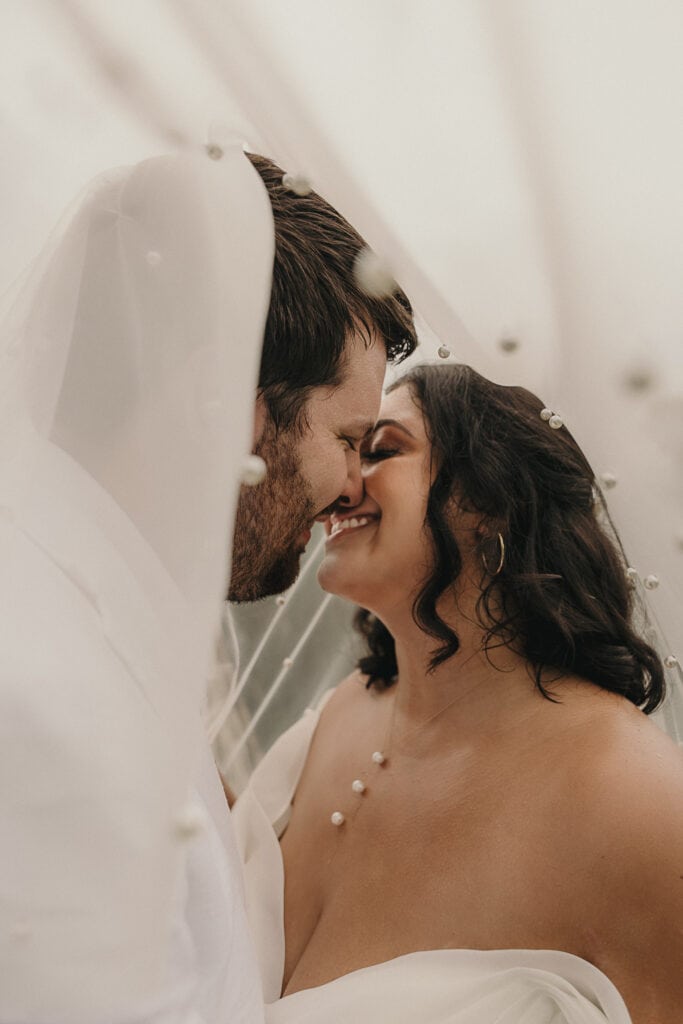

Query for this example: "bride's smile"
[325,512,380,541]
[318,385,437,613]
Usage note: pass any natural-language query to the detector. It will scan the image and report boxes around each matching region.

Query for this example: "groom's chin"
[227,547,303,604]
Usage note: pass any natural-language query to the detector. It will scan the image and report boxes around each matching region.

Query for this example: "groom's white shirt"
[0,446,264,1024]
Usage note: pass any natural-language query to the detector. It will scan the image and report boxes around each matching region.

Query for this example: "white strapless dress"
[232,703,633,1024]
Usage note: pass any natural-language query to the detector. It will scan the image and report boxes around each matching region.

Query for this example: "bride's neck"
[381,589,541,745]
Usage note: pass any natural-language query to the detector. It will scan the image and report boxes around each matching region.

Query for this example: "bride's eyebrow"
[371,418,416,439]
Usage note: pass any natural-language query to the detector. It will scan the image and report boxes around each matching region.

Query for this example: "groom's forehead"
[297,329,387,436]
[305,390,376,436]
[321,359,386,422]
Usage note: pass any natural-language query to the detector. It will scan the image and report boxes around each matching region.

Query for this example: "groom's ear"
[253,393,267,446]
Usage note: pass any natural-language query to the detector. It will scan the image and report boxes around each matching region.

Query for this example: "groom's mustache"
[315,499,358,523]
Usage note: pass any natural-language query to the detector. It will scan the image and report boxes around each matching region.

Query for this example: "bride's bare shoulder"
[567,695,683,1018]
[556,685,683,830]
[319,669,387,716]
[573,687,682,780]
[310,670,390,757]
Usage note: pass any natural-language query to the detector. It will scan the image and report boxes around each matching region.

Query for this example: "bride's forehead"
[377,384,421,426]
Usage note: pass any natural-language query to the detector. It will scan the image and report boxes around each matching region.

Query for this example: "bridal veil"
[1,1,682,1014]
[0,146,273,1017]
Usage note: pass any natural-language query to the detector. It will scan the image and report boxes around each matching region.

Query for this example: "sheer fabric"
[0,0,679,779]
[204,0,683,772]
[1,3,682,1018]
[0,148,272,1020]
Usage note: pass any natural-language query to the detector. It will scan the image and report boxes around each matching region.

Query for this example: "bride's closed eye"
[361,447,399,463]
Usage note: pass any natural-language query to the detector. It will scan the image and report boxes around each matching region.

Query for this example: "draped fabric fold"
[0,147,273,1019]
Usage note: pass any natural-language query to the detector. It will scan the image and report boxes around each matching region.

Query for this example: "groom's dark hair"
[246,153,417,432]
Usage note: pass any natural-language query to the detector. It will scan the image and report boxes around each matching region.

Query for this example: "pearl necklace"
[330,748,386,827]
[329,657,484,828]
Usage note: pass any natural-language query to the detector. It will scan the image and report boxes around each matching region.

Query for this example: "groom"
[0,148,415,1024]
[201,153,416,1020]
[228,155,417,603]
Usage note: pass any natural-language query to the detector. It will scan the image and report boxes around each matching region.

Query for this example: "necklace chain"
[329,648,484,829]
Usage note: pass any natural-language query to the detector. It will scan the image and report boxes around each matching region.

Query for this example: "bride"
[233,362,683,1023]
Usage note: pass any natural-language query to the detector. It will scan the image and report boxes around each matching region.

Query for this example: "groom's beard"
[228,425,316,603]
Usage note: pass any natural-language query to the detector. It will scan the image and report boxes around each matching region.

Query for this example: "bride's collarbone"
[281,694,630,908]
[295,679,653,840]
[289,708,575,839]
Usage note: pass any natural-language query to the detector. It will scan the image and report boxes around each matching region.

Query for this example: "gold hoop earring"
[481,532,505,576]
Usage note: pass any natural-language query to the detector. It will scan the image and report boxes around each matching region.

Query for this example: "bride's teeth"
[330,514,374,537]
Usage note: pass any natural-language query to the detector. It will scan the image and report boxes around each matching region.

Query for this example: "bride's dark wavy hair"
[355,363,665,713]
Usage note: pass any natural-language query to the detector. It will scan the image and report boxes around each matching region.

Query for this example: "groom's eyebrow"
[344,418,376,439]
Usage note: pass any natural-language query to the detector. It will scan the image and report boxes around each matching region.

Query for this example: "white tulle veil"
[1,2,682,1003]
[0,144,273,1015]
[187,1,683,786]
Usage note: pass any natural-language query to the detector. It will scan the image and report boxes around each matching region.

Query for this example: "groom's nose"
[336,450,364,507]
